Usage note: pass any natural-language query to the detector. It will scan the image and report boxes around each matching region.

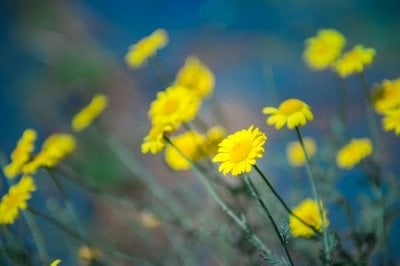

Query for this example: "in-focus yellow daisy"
[125,29,168,69]
[0,175,36,225]
[289,198,329,238]
[212,125,267,176]
[50,259,62,266]
[372,78,400,114]
[164,130,205,171]
[149,85,201,128]
[139,210,161,229]
[303,29,345,70]
[382,109,400,136]
[286,137,317,167]
[72,93,108,132]
[174,56,215,98]
[336,138,373,169]
[333,45,376,78]
[262,98,314,130]
[3,129,37,179]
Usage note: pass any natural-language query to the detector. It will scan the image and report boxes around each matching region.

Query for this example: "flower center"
[163,99,179,115]
[279,99,304,116]
[230,140,252,162]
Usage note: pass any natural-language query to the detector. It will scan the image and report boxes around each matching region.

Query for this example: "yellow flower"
[212,125,267,176]
[78,245,102,263]
[72,93,108,132]
[286,137,317,167]
[303,29,345,70]
[0,175,36,225]
[382,109,400,136]
[24,134,76,174]
[139,210,161,229]
[174,56,215,98]
[289,199,329,238]
[125,29,168,69]
[3,129,37,179]
[203,126,226,157]
[164,130,205,170]
[149,85,201,128]
[336,138,373,169]
[141,123,176,154]
[372,78,400,114]
[262,98,314,130]
[333,45,376,78]
[50,259,62,266]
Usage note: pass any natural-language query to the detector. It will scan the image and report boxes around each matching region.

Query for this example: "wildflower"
[333,45,376,78]
[303,29,345,70]
[139,210,161,229]
[0,176,36,225]
[72,93,108,132]
[286,137,317,167]
[3,129,37,179]
[372,78,400,114]
[289,198,329,238]
[164,130,205,170]
[336,138,373,169]
[382,109,400,136]
[125,29,168,69]
[50,260,62,266]
[149,85,201,127]
[78,245,102,264]
[262,98,314,130]
[212,125,267,176]
[174,56,215,98]
[203,126,226,156]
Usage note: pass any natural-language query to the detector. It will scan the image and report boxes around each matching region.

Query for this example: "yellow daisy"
[289,199,329,238]
[125,28,168,69]
[286,137,317,167]
[212,125,267,176]
[0,175,36,225]
[333,45,376,78]
[174,56,215,98]
[372,77,400,114]
[149,85,201,128]
[262,98,314,130]
[71,93,108,132]
[303,29,345,70]
[164,130,205,171]
[336,138,373,169]
[382,109,400,136]
[3,129,37,179]
[141,124,175,154]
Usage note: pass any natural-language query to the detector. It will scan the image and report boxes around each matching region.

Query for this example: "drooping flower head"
[262,99,314,130]
[212,125,267,176]
[372,78,400,114]
[164,130,205,171]
[125,29,169,69]
[203,126,227,157]
[0,175,36,225]
[382,109,400,136]
[336,138,373,169]
[333,45,376,78]
[289,198,329,238]
[141,123,175,154]
[174,56,215,98]
[3,129,37,179]
[286,137,317,167]
[72,93,108,132]
[303,29,345,70]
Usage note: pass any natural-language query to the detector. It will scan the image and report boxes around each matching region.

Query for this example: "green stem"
[244,174,294,266]
[295,126,330,264]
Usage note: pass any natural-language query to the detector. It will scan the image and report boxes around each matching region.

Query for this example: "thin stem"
[295,126,330,264]
[150,56,171,87]
[244,174,294,266]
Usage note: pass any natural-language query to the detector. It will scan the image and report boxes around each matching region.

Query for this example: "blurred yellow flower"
[174,56,215,98]
[382,109,400,136]
[3,129,37,179]
[212,125,267,176]
[372,78,400,114]
[50,259,61,266]
[286,137,317,167]
[141,124,175,154]
[149,85,201,128]
[203,126,226,157]
[72,93,108,132]
[303,29,345,70]
[125,29,168,69]
[336,138,373,169]
[289,199,329,238]
[333,45,376,78]
[78,245,102,264]
[165,130,205,170]
[262,98,314,130]
[0,175,36,225]
[139,210,161,229]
